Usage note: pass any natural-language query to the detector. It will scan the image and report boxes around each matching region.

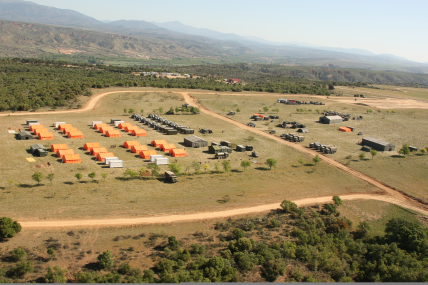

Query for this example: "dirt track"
[4,89,428,229]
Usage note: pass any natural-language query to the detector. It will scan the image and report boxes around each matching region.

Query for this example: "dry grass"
[336,84,428,101]
[193,92,428,201]
[0,89,376,220]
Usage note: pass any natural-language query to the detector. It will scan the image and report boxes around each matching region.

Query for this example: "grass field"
[193,92,428,202]
[335,84,428,101]
[0,89,376,220]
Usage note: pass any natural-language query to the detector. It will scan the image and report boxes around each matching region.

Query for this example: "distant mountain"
[107,20,163,31]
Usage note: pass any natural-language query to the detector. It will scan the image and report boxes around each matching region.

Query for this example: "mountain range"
[0,0,427,73]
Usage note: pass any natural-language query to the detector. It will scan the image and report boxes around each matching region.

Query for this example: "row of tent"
[56,123,84,139]
[92,121,148,137]
[132,113,195,135]
[29,124,54,140]
[84,142,123,167]
[51,144,81,163]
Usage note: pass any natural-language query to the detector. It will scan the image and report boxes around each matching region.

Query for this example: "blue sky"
[29,0,428,62]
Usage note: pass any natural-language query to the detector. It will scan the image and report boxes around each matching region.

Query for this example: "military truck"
[215,152,229,159]
[165,171,178,183]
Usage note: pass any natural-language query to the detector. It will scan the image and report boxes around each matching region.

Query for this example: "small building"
[236,145,246,152]
[319,115,343,124]
[34,148,48,157]
[209,145,222,154]
[180,128,195,134]
[30,124,44,132]
[155,157,169,165]
[104,157,120,165]
[125,126,139,133]
[58,124,72,132]
[362,137,395,152]
[150,155,164,162]
[68,131,83,139]
[99,126,113,134]
[118,122,132,130]
[30,144,46,154]
[34,128,48,136]
[184,135,208,148]
[26,120,38,125]
[110,119,122,124]
[166,129,178,135]
[227,78,241,84]
[108,160,124,168]
[160,144,176,152]
[221,146,233,154]
[221,141,232,147]
[17,131,33,140]
[246,145,254,151]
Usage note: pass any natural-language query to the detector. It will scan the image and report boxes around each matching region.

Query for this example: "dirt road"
[4,89,428,229]
[20,193,426,229]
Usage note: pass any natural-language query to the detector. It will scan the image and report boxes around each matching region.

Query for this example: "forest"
[1,197,427,283]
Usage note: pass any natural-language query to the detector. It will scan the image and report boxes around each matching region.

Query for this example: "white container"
[92,121,103,127]
[150,155,164,162]
[29,122,41,127]
[155,157,169,165]
[104,157,120,165]
[114,121,125,127]
[108,160,124,168]
[54,122,66,128]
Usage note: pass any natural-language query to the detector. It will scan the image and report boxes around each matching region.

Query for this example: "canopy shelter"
[139,150,157,159]
[91,147,108,156]
[57,149,75,158]
[97,152,115,162]
[84,142,101,151]
[151,139,167,147]
[106,130,121,138]
[132,129,147,137]
[51,144,68,152]
[62,154,81,164]
[339,127,352,132]
[169,149,187,157]
[131,145,149,153]
[124,141,140,149]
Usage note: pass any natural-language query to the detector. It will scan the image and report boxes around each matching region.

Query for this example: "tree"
[312,155,321,165]
[12,247,27,261]
[355,221,371,239]
[298,158,305,166]
[47,248,56,260]
[47,173,54,185]
[328,84,335,90]
[168,107,174,114]
[214,162,221,173]
[359,152,366,160]
[88,172,96,182]
[222,108,226,113]
[147,164,160,178]
[123,169,138,179]
[191,161,201,174]
[167,236,180,250]
[332,196,343,206]
[0,217,22,239]
[128,108,135,114]
[204,164,210,173]
[123,108,128,114]
[97,250,114,269]
[175,107,180,113]
[32,171,44,185]
[236,108,241,112]
[420,148,427,155]
[262,259,286,282]
[101,173,108,182]
[140,109,144,114]
[168,163,182,175]
[222,160,231,174]
[159,107,164,114]
[240,160,251,171]
[265,158,277,170]
[9,261,33,278]
[75,173,83,183]
[399,144,410,156]
[280,200,298,213]
[45,265,67,283]
[263,106,269,113]
[370,149,378,159]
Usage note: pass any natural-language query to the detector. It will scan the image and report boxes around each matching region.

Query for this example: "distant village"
[140,72,242,84]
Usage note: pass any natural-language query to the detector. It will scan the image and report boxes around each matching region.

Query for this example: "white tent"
[105,157,120,165]
[92,121,103,127]
[114,121,125,127]
[149,155,164,162]
[108,160,124,168]
[155,157,169,165]
[54,122,66,128]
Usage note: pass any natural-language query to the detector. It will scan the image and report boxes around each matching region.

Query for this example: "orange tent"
[84,142,101,151]
[68,131,84,139]
[62,154,81,164]
[106,130,121,138]
[91,147,108,156]
[94,123,108,130]
[124,141,140,149]
[58,124,72,132]
[253,113,264,118]
[125,126,139,133]
[140,150,157,159]
[97,152,115,162]
[169,149,187,157]
[118,122,132,129]
[151,139,167,147]
[30,124,45,132]
[57,149,75,158]
[132,129,147,137]
[38,132,54,140]
[131,145,149,153]
[99,126,114,134]
[34,128,49,135]
[159,143,176,152]
[51,144,68,152]
[339,127,352,132]
[63,126,77,134]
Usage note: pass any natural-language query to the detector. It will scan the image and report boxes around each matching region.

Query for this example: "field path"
[20,193,427,229]
[3,89,428,228]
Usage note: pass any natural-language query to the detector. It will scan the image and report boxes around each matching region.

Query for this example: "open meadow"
[0,89,377,220]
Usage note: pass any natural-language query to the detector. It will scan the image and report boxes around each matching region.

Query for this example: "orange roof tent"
[34,128,49,135]
[106,130,121,138]
[131,145,149,154]
[30,124,45,132]
[94,123,108,130]
[132,129,147,137]
[124,141,140,149]
[99,126,114,134]
[118,122,132,129]
[125,126,139,133]
[62,154,81,164]
[38,132,54,140]
[57,149,74,158]
[68,131,84,139]
[63,126,77,134]
[58,124,72,131]
[159,143,176,152]
[253,113,264,118]
[169,149,187,157]
[51,144,68,152]
[84,142,101,151]
[339,127,352,132]
[151,140,167,147]
[139,150,157,159]
[91,147,108,156]
[97,152,115,162]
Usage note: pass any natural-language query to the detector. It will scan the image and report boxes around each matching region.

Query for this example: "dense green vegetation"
[1,199,427,282]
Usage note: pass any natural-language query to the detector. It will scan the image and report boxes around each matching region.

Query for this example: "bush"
[0,217,22,240]
[45,265,67,283]
[97,250,113,269]
[280,200,298,213]
[262,259,286,282]
[12,248,27,262]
